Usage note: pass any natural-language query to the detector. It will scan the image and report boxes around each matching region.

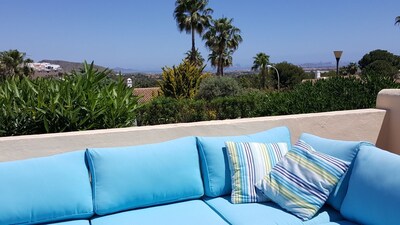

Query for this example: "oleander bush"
[137,76,400,126]
[0,62,139,136]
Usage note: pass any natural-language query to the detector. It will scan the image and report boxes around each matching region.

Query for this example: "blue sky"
[1,0,399,71]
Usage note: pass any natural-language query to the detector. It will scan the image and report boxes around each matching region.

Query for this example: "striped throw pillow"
[256,140,350,220]
[225,142,288,204]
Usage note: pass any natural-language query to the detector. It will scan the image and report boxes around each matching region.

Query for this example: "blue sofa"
[0,126,399,225]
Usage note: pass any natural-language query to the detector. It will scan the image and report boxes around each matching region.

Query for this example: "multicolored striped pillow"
[225,142,288,204]
[256,140,350,220]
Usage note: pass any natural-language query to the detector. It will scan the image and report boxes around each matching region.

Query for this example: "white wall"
[0,109,385,162]
[376,89,400,154]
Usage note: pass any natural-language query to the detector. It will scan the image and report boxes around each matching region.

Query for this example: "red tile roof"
[133,87,160,103]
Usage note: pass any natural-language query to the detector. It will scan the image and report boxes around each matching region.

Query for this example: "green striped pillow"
[256,140,350,220]
[225,142,288,204]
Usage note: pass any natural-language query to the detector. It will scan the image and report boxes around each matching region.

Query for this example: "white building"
[28,63,62,72]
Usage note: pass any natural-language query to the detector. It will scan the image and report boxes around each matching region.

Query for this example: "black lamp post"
[333,51,343,75]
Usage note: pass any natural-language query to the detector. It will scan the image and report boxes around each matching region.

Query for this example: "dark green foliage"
[137,76,399,126]
[344,62,358,75]
[196,76,242,100]
[358,49,400,70]
[136,97,211,125]
[0,49,33,79]
[270,62,307,89]
[0,62,139,136]
[236,73,260,89]
[362,60,399,79]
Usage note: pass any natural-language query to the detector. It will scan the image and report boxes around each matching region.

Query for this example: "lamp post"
[333,51,343,75]
[267,65,280,91]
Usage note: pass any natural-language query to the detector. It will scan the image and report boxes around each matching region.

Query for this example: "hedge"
[137,76,399,126]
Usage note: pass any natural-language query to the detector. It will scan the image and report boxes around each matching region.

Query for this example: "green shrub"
[159,60,210,99]
[269,62,308,89]
[137,76,399,125]
[235,73,260,89]
[358,49,400,70]
[136,97,211,126]
[196,76,242,100]
[362,60,399,79]
[0,62,139,136]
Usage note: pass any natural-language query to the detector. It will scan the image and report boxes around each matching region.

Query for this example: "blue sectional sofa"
[0,126,399,225]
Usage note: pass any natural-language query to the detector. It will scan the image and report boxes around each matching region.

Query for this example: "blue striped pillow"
[225,142,288,204]
[256,140,350,220]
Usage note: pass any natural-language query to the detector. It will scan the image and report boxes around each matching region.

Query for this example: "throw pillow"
[225,142,288,204]
[256,140,350,220]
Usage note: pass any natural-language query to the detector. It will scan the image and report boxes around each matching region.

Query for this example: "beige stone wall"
[0,109,385,162]
[376,89,400,154]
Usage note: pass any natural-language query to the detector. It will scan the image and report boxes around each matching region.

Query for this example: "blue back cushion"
[196,126,291,197]
[299,133,362,210]
[0,151,93,225]
[86,137,204,216]
[341,145,400,225]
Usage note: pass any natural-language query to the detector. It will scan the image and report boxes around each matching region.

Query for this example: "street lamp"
[267,65,280,91]
[333,51,343,75]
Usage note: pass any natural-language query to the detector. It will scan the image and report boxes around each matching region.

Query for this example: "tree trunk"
[191,29,196,62]
[261,68,266,89]
[217,55,223,76]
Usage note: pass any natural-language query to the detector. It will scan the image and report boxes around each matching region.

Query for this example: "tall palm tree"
[203,17,243,76]
[396,16,400,25]
[174,0,213,63]
[252,52,270,89]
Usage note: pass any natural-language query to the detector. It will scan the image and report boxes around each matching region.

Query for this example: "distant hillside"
[39,60,109,74]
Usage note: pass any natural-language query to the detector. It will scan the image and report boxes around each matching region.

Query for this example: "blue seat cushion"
[197,126,291,197]
[299,133,363,210]
[90,200,228,225]
[341,145,400,225]
[0,151,93,225]
[49,220,91,225]
[319,221,358,225]
[204,196,344,225]
[86,137,204,216]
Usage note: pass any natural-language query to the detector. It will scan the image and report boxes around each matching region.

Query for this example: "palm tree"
[203,17,243,76]
[396,16,400,25]
[0,49,33,79]
[252,53,270,89]
[185,48,205,67]
[174,0,213,63]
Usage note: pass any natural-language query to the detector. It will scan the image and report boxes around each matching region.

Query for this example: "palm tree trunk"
[191,29,196,62]
[217,56,222,76]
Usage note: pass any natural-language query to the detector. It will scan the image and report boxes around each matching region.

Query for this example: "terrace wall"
[376,89,400,154]
[0,108,385,162]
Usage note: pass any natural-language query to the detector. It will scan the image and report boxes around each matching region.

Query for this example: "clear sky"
[1,0,399,71]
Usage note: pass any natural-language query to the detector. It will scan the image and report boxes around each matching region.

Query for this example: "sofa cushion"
[319,221,358,225]
[225,142,288,203]
[341,145,400,225]
[90,200,228,225]
[86,137,204,216]
[204,196,344,225]
[299,133,362,210]
[197,126,291,197]
[0,151,93,225]
[49,220,91,225]
[256,140,350,221]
